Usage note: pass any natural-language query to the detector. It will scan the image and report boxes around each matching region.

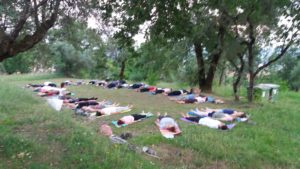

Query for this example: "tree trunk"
[246,16,256,102]
[232,53,245,101]
[119,60,126,80]
[204,25,225,93]
[0,0,60,62]
[194,40,206,90]
[219,66,225,86]
[193,24,225,93]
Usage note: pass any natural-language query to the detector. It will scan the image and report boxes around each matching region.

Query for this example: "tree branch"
[10,1,31,40]
[33,0,40,27]
[254,40,293,77]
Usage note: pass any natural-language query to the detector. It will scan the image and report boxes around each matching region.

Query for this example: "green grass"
[1,74,300,169]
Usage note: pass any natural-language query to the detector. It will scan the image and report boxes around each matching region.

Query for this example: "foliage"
[289,61,300,91]
[50,41,93,78]
[2,52,34,74]
[0,0,102,61]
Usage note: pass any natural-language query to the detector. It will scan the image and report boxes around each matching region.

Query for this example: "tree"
[102,0,233,92]
[0,0,101,62]
[51,41,93,77]
[222,0,300,101]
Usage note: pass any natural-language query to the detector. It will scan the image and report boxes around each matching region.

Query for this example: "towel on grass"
[47,97,63,111]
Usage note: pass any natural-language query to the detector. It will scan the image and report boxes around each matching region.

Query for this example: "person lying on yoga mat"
[67,100,112,109]
[94,105,133,116]
[63,97,98,103]
[26,84,44,88]
[128,83,144,89]
[176,96,224,104]
[189,108,246,121]
[205,108,246,120]
[153,88,172,94]
[81,102,120,112]
[181,113,228,130]
[155,112,181,136]
[165,89,189,96]
[135,86,157,92]
[116,112,152,126]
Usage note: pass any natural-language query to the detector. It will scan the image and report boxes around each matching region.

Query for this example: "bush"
[146,72,159,85]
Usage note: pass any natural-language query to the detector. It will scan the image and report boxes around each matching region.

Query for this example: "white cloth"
[195,96,206,103]
[47,98,63,111]
[198,117,222,129]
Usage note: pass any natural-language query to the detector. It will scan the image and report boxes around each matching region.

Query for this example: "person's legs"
[131,114,147,121]
[185,116,201,123]
[184,99,196,104]
[222,109,235,115]
[140,88,150,92]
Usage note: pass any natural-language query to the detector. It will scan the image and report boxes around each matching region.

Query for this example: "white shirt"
[198,117,222,129]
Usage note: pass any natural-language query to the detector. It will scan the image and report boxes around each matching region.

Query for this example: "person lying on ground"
[205,108,246,119]
[66,99,114,109]
[155,112,181,136]
[181,113,229,130]
[81,102,120,112]
[106,81,119,89]
[189,108,246,121]
[165,89,188,96]
[89,80,98,85]
[94,105,133,116]
[62,97,98,103]
[135,86,157,92]
[26,84,44,88]
[128,83,144,89]
[37,82,70,97]
[116,112,153,126]
[153,88,172,95]
[44,81,57,87]
[176,95,224,104]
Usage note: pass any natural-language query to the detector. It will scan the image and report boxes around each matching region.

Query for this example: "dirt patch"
[201,161,228,169]
[150,143,198,168]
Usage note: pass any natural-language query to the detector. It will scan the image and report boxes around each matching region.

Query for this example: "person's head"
[219,125,228,130]
[96,111,103,116]
[239,112,247,118]
[60,82,65,88]
[192,87,201,95]
[166,126,176,132]
[99,124,113,137]
[117,120,125,125]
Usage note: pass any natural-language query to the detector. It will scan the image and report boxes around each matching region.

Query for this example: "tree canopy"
[0,0,101,61]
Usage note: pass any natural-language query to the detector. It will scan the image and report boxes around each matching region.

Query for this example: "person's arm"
[174,126,181,135]
[155,119,160,127]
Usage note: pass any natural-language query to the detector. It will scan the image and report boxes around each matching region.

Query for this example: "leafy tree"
[102,0,232,92]
[50,41,93,77]
[221,0,300,101]
[0,0,101,61]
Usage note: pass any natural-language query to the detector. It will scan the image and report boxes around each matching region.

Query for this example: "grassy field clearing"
[0,74,299,169]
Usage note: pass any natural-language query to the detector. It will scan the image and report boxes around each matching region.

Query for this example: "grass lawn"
[0,74,300,169]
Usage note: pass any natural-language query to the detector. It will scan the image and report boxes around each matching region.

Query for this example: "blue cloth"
[206,96,215,102]
[222,109,234,115]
